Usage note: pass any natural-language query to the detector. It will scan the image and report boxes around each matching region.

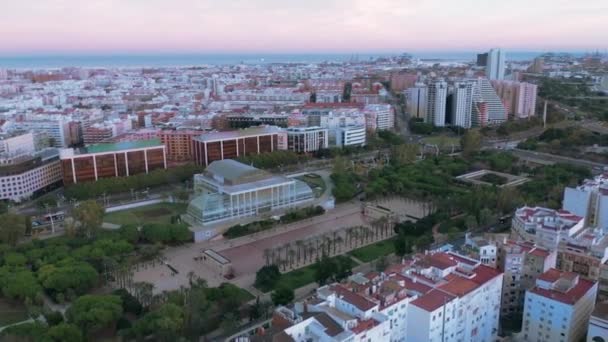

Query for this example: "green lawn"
[421,135,460,147]
[0,300,29,327]
[104,203,188,226]
[348,239,396,263]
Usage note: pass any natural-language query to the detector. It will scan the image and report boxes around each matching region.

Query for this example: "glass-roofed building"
[185,160,313,228]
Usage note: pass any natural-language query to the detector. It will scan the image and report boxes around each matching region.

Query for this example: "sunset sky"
[1,0,606,55]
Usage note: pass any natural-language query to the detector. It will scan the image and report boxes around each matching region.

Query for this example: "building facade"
[335,126,366,148]
[0,150,62,202]
[191,126,287,167]
[487,48,506,80]
[405,83,428,121]
[287,126,329,153]
[427,81,448,127]
[521,269,598,342]
[60,140,167,185]
[186,160,313,231]
[452,82,474,128]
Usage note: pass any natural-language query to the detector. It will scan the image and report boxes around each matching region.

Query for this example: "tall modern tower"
[427,81,448,127]
[404,83,428,122]
[452,82,474,128]
[486,48,506,80]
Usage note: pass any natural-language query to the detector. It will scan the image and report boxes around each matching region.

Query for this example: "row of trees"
[237,150,310,169]
[64,164,203,200]
[260,219,393,277]
[223,206,326,239]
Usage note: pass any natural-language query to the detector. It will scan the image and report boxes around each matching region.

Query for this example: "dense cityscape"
[1,2,608,342]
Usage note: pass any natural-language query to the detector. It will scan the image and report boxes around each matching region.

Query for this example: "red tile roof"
[537,268,562,283]
[529,278,596,305]
[411,289,456,312]
[350,318,381,334]
[332,285,378,312]
[438,276,479,297]
[470,264,502,285]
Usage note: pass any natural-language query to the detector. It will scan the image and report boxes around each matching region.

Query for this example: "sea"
[0,51,579,70]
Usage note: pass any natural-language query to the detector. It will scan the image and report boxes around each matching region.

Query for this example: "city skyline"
[1,0,607,55]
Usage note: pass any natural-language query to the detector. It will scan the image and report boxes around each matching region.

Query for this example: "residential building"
[427,81,448,127]
[496,240,557,321]
[185,160,313,238]
[563,174,608,233]
[521,269,598,342]
[492,81,538,118]
[191,126,287,167]
[405,83,428,121]
[255,251,503,342]
[512,206,586,249]
[60,139,166,185]
[158,129,201,162]
[12,118,71,148]
[451,82,474,128]
[474,78,508,124]
[335,126,366,147]
[587,301,608,342]
[364,104,395,131]
[0,132,36,156]
[487,48,506,80]
[529,57,545,74]
[287,126,329,153]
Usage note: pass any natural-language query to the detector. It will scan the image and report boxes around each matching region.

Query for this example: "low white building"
[512,206,585,249]
[0,149,62,202]
[521,268,598,342]
[335,126,366,148]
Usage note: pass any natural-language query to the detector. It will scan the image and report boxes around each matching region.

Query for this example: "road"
[510,148,606,170]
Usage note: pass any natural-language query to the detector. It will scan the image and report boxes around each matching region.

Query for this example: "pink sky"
[0,0,606,54]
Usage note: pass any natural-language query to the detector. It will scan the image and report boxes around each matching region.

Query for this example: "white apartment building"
[0,132,36,156]
[452,82,474,128]
[259,251,503,342]
[521,269,598,342]
[286,126,329,153]
[12,117,71,148]
[427,81,448,127]
[364,104,394,131]
[404,83,428,121]
[563,174,608,233]
[335,126,366,147]
[512,206,586,249]
[487,48,506,81]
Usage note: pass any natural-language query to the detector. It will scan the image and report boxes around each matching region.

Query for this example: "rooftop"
[84,139,163,154]
[193,125,284,142]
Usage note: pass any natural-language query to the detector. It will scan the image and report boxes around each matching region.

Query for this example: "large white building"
[487,48,506,80]
[451,82,474,128]
[512,206,586,249]
[335,126,366,148]
[12,117,71,148]
[0,149,62,202]
[404,83,428,121]
[563,174,608,233]
[0,132,36,156]
[427,81,448,127]
[521,268,598,342]
[260,251,503,342]
[185,160,314,239]
[364,104,394,131]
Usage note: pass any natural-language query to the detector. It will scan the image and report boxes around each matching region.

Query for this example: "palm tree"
[332,231,339,254]
[187,271,196,286]
[263,249,271,266]
[307,242,315,263]
[334,235,344,254]
[288,249,296,268]
[295,240,304,265]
